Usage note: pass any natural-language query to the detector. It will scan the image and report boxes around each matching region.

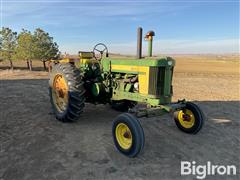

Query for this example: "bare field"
[0,55,240,180]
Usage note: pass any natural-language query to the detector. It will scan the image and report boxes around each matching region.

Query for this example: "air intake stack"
[144,31,155,57]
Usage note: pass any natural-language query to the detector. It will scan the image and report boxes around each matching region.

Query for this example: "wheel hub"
[57,89,65,98]
[182,114,191,121]
[123,131,131,138]
[115,123,132,150]
[52,74,68,112]
[178,109,195,129]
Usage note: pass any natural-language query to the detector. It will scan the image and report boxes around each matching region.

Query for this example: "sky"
[1,0,239,55]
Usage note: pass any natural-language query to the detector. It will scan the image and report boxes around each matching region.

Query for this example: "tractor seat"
[79,51,94,59]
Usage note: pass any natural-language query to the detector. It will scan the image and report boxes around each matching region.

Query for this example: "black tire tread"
[112,113,145,157]
[49,63,85,122]
[174,102,204,134]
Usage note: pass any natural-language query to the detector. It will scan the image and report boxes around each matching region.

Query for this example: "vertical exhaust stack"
[136,27,143,59]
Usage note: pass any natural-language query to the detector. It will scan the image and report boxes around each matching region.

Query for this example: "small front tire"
[112,113,144,157]
[174,102,204,134]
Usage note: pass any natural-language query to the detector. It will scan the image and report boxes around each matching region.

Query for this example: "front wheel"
[112,113,144,157]
[174,102,204,134]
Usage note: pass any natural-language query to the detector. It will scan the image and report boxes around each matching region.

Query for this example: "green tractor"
[48,28,204,157]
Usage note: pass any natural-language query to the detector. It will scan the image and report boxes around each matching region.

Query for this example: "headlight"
[168,61,172,66]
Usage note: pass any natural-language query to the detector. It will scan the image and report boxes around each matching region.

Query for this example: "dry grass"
[0,54,239,79]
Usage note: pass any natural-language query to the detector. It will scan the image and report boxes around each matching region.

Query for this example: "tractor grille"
[148,67,165,96]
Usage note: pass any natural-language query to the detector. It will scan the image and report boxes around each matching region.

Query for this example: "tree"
[0,27,17,70]
[15,29,35,71]
[33,28,59,70]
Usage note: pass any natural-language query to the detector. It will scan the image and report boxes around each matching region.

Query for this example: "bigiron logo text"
[181,161,237,179]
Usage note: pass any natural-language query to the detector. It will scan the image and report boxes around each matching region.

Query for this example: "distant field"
[0,54,239,100]
[0,54,239,79]
[173,54,239,75]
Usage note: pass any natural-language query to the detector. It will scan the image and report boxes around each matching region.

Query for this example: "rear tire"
[49,63,85,122]
[112,113,144,157]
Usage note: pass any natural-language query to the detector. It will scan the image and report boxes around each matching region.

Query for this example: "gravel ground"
[0,60,239,180]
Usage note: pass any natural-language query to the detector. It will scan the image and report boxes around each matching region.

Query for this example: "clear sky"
[1,0,239,55]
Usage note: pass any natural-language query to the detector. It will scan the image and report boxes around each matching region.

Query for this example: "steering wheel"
[93,43,109,61]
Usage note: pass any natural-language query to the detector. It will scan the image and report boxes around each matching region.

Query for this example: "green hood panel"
[101,57,175,71]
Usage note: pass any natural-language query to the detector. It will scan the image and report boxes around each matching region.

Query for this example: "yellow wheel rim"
[52,74,68,112]
[178,109,195,129]
[115,123,132,150]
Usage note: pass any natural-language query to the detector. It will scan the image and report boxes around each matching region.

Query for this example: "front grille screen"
[148,67,165,96]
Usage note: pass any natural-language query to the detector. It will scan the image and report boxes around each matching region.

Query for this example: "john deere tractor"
[48,28,204,157]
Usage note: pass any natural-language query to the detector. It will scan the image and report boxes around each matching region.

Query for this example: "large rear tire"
[49,63,85,122]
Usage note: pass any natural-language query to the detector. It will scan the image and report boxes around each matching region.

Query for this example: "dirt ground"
[0,55,239,180]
